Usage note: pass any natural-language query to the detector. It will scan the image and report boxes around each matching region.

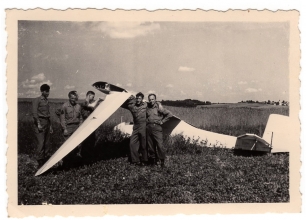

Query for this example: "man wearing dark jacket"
[121,92,148,165]
[146,93,173,167]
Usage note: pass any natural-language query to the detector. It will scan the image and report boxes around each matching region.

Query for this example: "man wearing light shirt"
[60,91,83,140]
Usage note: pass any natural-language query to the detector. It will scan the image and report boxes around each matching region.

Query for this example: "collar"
[40,95,48,100]
[67,101,77,107]
[148,102,158,108]
[136,101,145,107]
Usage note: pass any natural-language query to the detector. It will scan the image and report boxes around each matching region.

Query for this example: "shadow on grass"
[44,136,131,175]
[233,149,269,157]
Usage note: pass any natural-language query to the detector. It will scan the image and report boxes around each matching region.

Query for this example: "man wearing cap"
[32,84,53,167]
[146,93,173,167]
[121,92,148,166]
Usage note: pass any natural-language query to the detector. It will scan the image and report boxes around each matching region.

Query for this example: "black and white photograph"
[6,9,301,217]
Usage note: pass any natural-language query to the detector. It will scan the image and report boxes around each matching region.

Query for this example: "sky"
[18,21,289,103]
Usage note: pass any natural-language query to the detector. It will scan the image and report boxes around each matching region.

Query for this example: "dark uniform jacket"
[32,95,50,124]
[121,97,147,125]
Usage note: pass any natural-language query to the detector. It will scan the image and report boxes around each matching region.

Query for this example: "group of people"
[32,84,101,167]
[32,83,173,169]
[122,92,173,167]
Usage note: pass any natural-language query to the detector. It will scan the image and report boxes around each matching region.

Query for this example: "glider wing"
[35,90,131,176]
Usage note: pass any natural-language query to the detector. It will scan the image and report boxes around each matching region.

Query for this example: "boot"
[160,159,165,168]
[148,158,157,166]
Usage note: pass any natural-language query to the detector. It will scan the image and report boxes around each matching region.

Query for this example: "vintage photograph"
[7,10,301,216]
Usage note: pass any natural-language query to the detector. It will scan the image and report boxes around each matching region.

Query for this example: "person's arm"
[79,110,83,125]
[78,104,83,125]
[59,104,67,130]
[49,123,53,134]
[121,95,135,110]
[81,102,91,119]
[32,98,39,124]
[32,98,43,131]
[93,98,103,109]
[158,103,173,124]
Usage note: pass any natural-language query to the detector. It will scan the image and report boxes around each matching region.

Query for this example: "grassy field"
[18,100,289,204]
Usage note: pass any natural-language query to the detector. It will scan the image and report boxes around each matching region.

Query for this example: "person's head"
[135,92,144,105]
[148,93,156,106]
[86,91,95,102]
[68,91,78,105]
[40,84,50,98]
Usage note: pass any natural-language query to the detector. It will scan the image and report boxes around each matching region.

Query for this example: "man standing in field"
[32,84,53,167]
[60,91,83,153]
[80,91,103,157]
[146,94,173,167]
[121,92,148,166]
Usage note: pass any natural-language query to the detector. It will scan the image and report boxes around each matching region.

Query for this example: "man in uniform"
[32,84,53,167]
[146,93,173,167]
[121,92,148,165]
[80,91,103,157]
[60,91,83,156]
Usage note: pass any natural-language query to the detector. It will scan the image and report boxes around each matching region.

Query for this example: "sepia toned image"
[6,9,300,217]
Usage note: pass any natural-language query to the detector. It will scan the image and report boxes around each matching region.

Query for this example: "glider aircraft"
[35,82,292,176]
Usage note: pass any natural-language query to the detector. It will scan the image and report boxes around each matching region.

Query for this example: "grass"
[17,100,289,205]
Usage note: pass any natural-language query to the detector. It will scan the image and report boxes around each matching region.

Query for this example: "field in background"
[17,100,289,204]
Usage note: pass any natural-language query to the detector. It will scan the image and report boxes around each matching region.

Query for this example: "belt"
[67,122,80,125]
[38,116,50,120]
[147,122,160,126]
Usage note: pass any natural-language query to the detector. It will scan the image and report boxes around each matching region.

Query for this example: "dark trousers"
[130,124,148,163]
[80,132,96,157]
[63,123,81,156]
[34,118,50,161]
[146,124,165,160]
[63,123,79,140]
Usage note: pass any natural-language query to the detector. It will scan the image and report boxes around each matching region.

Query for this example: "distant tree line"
[161,99,211,107]
[239,100,289,106]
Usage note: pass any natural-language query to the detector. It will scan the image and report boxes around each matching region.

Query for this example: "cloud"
[79,92,86,98]
[245,88,259,93]
[116,83,122,87]
[196,91,203,96]
[26,90,39,95]
[166,84,174,88]
[32,73,45,81]
[228,86,232,90]
[65,85,75,89]
[147,90,156,94]
[21,73,52,89]
[238,81,248,85]
[126,83,132,87]
[92,22,160,39]
[180,90,186,95]
[178,66,195,72]
[258,88,262,91]
[25,90,40,98]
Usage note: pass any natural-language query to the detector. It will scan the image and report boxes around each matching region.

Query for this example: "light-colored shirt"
[146,102,173,124]
[60,101,83,130]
